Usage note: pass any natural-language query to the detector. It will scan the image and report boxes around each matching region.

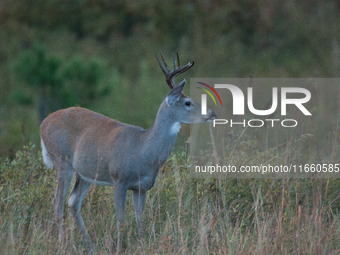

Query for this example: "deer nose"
[210,111,217,119]
[203,110,217,122]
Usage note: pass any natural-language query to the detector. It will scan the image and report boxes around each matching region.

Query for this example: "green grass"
[1,144,340,254]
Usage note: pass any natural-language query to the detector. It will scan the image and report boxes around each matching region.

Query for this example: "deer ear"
[166,79,186,106]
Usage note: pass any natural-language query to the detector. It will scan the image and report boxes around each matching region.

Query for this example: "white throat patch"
[170,122,181,135]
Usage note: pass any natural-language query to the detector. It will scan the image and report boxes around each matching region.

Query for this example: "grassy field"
[1,143,340,254]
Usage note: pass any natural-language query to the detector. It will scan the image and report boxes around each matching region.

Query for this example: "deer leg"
[132,190,146,249]
[68,172,93,251]
[53,160,73,244]
[114,184,127,253]
[132,190,146,237]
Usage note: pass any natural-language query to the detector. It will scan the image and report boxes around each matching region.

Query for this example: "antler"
[156,52,194,89]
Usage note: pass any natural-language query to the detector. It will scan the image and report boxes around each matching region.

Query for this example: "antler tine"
[156,53,174,89]
[155,54,167,76]
[156,52,194,89]
[160,53,171,72]
[176,52,180,67]
[169,56,194,82]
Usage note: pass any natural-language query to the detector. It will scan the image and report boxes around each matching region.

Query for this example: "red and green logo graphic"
[196,82,223,106]
[196,82,222,115]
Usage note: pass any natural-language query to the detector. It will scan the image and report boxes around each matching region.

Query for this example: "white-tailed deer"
[40,53,217,252]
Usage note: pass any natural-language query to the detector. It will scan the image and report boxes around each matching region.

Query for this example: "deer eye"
[185,101,191,106]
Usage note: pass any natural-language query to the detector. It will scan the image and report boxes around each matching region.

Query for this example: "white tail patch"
[41,139,54,169]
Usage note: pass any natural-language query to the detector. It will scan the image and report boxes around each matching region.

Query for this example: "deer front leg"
[132,190,146,237]
[114,184,127,253]
[133,190,146,252]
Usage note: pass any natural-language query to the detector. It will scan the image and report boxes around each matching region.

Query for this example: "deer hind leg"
[53,159,74,245]
[68,172,93,251]
[114,184,128,253]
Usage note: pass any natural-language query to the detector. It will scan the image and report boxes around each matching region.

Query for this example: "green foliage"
[10,90,33,106]
[61,57,110,107]
[13,44,62,89]
[11,44,111,122]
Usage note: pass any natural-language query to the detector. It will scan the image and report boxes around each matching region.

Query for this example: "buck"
[40,53,217,252]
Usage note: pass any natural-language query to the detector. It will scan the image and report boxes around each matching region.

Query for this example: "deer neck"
[143,102,181,163]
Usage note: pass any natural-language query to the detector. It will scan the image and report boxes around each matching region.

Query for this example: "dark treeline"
[0,0,339,157]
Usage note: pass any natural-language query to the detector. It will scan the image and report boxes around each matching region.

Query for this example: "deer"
[40,53,217,252]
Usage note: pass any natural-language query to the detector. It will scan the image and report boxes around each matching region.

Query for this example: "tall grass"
[1,144,340,254]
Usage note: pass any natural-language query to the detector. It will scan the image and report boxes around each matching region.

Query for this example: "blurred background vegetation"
[0,0,339,157]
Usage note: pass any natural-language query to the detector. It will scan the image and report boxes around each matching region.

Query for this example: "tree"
[12,44,110,122]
